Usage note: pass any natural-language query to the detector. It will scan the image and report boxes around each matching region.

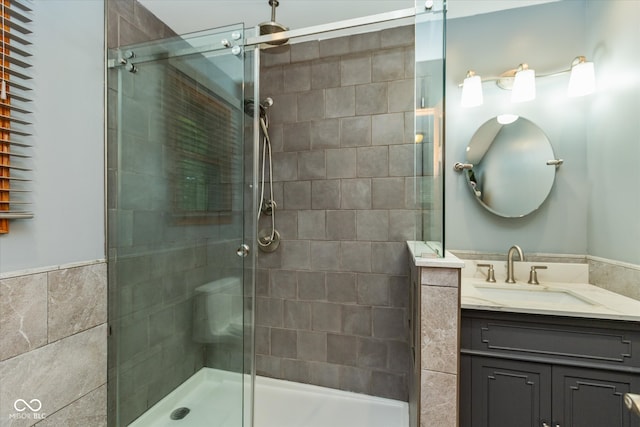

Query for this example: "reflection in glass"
[465,116,557,218]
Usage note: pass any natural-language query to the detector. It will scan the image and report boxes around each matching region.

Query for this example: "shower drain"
[170,407,190,420]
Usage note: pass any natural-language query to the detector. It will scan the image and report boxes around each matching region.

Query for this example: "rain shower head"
[259,0,289,46]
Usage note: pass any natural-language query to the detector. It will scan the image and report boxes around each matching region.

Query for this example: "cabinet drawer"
[462,311,640,371]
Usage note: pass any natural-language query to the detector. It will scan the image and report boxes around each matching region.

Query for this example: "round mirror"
[464,116,557,218]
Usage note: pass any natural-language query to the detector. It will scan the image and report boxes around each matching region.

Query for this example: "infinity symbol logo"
[13,399,42,412]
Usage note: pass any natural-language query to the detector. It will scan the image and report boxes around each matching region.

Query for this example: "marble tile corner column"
[418,266,461,427]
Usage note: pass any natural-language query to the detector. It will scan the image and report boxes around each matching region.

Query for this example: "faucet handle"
[528,265,548,285]
[477,263,496,283]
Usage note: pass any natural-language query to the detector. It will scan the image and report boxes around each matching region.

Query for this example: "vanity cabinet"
[461,310,640,427]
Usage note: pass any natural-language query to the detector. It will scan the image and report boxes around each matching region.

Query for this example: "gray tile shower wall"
[0,262,108,427]
[256,26,418,401]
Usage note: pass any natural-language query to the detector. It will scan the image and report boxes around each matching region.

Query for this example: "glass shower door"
[414,0,446,256]
[107,24,255,427]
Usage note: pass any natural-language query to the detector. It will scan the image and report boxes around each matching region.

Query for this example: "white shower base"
[129,368,408,427]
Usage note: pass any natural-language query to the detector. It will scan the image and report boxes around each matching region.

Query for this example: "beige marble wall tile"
[0,274,48,362]
[590,259,640,301]
[35,384,106,427]
[0,324,107,427]
[421,286,458,374]
[420,370,456,427]
[420,268,459,288]
[48,263,107,342]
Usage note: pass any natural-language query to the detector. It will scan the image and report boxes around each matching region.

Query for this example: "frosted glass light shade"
[568,60,595,97]
[461,74,483,108]
[512,68,536,103]
[497,114,519,125]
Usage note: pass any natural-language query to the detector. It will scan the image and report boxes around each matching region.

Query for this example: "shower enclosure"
[107,1,447,425]
[107,24,258,426]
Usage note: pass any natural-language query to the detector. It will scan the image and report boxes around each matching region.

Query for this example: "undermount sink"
[472,285,597,307]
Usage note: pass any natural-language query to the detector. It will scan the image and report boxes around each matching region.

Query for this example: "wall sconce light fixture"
[460,56,595,107]
[461,70,483,108]
[511,63,536,103]
[567,56,596,97]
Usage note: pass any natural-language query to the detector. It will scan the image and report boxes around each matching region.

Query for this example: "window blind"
[0,0,33,233]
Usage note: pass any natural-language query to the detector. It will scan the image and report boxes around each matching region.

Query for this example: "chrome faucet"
[506,245,524,283]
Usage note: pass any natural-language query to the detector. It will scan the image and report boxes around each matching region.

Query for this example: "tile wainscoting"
[0,261,107,427]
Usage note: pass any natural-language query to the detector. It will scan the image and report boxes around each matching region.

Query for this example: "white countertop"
[407,241,466,268]
[461,260,640,322]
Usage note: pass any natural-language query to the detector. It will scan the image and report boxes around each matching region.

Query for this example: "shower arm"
[270,0,278,22]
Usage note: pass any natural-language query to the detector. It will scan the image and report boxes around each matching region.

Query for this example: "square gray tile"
[356,210,389,241]
[312,180,341,210]
[340,116,371,148]
[281,240,311,270]
[283,181,311,210]
[372,307,406,340]
[311,58,341,89]
[298,151,326,180]
[326,148,356,179]
[357,146,389,178]
[297,90,325,122]
[271,328,297,358]
[291,41,320,62]
[298,270,327,300]
[341,54,371,86]
[389,144,415,177]
[283,62,311,93]
[372,49,405,82]
[356,273,390,306]
[388,79,415,113]
[298,210,326,240]
[372,113,405,145]
[284,300,312,329]
[309,241,341,271]
[340,241,372,273]
[297,331,327,362]
[283,122,311,152]
[372,177,406,209]
[326,210,356,241]
[271,270,298,299]
[312,302,342,333]
[327,334,356,365]
[342,305,372,336]
[357,337,387,369]
[355,83,387,116]
[341,178,371,210]
[325,86,355,118]
[311,119,340,149]
[326,272,357,303]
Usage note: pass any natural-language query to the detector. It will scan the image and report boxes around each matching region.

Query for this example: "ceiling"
[139,0,562,36]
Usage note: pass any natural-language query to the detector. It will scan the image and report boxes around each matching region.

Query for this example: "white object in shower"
[192,277,243,343]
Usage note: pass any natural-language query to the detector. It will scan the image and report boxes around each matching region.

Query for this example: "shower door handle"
[236,244,250,258]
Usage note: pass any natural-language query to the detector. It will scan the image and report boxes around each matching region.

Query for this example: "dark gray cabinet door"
[552,366,640,427]
[471,356,552,427]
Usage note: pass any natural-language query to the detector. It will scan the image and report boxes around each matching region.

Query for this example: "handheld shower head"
[243,98,274,119]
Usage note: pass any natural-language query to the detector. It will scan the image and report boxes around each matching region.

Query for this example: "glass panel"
[414,0,446,257]
[107,24,254,426]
